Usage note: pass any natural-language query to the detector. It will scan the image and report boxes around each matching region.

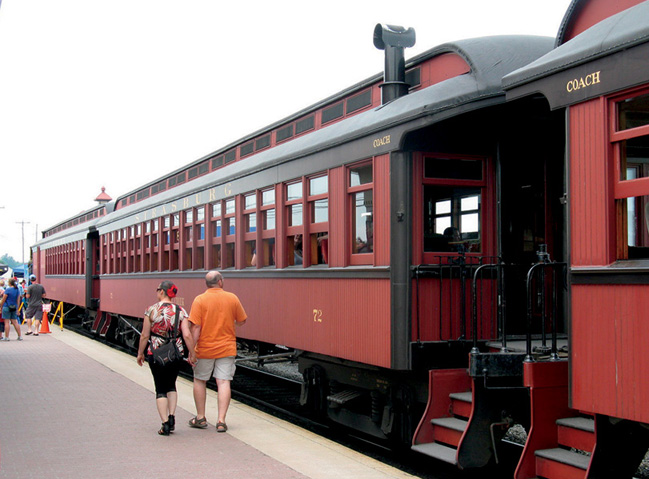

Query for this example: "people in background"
[0,278,22,341]
[25,275,46,336]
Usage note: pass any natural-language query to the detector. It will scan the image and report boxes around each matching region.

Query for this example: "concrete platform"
[0,325,418,479]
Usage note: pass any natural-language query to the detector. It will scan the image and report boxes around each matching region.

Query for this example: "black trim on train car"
[389,150,412,370]
[571,264,649,284]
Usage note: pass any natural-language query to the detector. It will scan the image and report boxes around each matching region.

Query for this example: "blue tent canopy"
[12,265,27,278]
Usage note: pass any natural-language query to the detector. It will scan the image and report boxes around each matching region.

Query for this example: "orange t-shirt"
[188,287,247,359]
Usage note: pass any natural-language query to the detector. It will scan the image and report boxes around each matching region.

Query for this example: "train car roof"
[503,1,649,108]
[34,215,102,249]
[112,35,553,208]
[97,35,553,233]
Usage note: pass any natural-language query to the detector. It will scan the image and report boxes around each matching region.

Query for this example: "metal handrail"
[471,260,506,353]
[525,255,567,362]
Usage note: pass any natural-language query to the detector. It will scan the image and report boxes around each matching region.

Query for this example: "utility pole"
[16,220,30,275]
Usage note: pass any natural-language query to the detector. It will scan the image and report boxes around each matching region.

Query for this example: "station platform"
[0,325,417,479]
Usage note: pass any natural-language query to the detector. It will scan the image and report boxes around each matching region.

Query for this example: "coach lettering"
[566,71,601,93]
[373,135,391,148]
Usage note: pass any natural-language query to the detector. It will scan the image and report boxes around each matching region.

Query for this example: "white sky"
[0,0,572,262]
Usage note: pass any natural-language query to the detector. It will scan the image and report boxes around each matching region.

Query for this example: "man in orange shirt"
[182,270,247,432]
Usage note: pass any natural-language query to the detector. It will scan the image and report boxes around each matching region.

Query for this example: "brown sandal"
[188,416,208,429]
[216,422,227,433]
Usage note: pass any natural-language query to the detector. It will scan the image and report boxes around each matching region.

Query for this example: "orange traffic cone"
[39,314,52,334]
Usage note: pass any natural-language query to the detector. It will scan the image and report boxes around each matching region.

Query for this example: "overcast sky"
[0,0,572,262]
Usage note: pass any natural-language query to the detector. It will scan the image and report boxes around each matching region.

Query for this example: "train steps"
[533,415,594,479]
[411,390,472,465]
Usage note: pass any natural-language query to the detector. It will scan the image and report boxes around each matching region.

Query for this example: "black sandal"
[158,421,170,436]
[168,415,175,432]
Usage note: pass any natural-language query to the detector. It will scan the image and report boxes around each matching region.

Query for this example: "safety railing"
[413,251,501,343]
[525,245,567,361]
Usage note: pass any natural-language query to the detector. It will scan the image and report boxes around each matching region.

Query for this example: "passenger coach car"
[33,1,649,477]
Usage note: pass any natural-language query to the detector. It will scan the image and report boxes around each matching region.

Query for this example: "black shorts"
[147,356,180,398]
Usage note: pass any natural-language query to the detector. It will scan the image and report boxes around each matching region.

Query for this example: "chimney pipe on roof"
[373,24,416,105]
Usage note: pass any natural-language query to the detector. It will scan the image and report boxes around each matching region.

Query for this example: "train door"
[498,99,566,334]
[85,231,100,310]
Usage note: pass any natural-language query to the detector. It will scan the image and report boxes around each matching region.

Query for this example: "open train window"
[260,188,276,268]
[286,181,304,266]
[348,162,373,264]
[611,90,649,259]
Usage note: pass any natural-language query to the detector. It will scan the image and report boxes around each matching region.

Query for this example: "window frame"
[609,86,649,259]
[347,160,374,266]
[415,152,490,263]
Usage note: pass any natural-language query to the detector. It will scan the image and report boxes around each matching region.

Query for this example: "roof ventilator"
[373,23,416,104]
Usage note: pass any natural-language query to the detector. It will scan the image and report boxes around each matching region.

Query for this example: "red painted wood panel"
[569,99,614,266]
[572,284,649,424]
[411,277,496,342]
[41,276,86,307]
[231,277,392,368]
[95,275,391,368]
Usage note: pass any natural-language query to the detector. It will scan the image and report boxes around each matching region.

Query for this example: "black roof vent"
[373,24,416,104]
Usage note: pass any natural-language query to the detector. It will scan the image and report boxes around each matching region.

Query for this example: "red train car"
[33,1,649,477]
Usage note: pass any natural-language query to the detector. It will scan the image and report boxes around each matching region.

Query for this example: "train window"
[276,124,294,143]
[617,92,649,131]
[212,202,222,218]
[289,204,303,226]
[308,175,329,265]
[352,190,373,254]
[225,150,236,164]
[346,89,372,114]
[264,208,275,230]
[611,91,649,259]
[618,135,649,182]
[287,182,302,201]
[309,176,328,196]
[624,194,649,258]
[322,102,344,124]
[245,193,256,210]
[349,163,374,261]
[350,164,373,186]
[198,161,209,175]
[223,198,235,268]
[286,181,304,266]
[246,213,256,233]
[258,188,276,268]
[262,189,275,206]
[423,186,482,253]
[212,156,224,169]
[240,141,254,158]
[255,135,271,151]
[296,115,315,135]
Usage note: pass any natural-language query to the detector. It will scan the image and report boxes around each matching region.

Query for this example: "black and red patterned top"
[144,301,188,356]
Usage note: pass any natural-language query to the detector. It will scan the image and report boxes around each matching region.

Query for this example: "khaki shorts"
[194,356,236,381]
